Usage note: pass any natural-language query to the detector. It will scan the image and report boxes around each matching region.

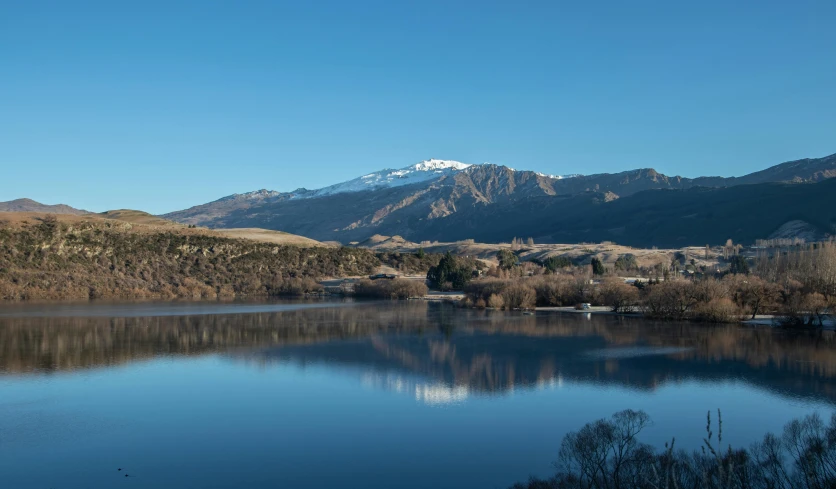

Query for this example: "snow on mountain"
[302,159,472,198]
[225,159,580,202]
[536,172,581,180]
[219,189,282,202]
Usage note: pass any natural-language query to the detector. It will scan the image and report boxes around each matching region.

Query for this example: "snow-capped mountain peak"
[409,159,472,172]
[303,159,473,198]
[223,159,580,203]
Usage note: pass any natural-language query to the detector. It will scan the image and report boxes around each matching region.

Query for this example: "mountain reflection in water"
[3,300,836,406]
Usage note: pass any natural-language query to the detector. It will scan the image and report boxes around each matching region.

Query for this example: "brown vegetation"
[598,278,639,313]
[464,278,538,310]
[466,274,593,310]
[756,243,836,298]
[0,215,376,301]
[376,250,442,274]
[461,242,836,325]
[352,278,428,299]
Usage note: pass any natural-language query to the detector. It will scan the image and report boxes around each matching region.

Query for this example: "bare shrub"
[465,278,512,303]
[528,275,594,307]
[692,277,728,303]
[353,279,428,299]
[692,297,741,323]
[642,280,699,320]
[598,278,639,312]
[268,277,323,296]
[487,293,505,309]
[501,283,536,310]
[726,275,782,319]
[805,292,830,325]
[529,275,577,306]
[511,410,836,489]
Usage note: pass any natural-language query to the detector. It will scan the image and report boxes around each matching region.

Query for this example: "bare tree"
[599,278,639,313]
[729,276,781,319]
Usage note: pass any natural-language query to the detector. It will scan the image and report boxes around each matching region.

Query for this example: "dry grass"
[353,234,724,270]
[99,209,185,227]
[0,211,326,247]
[213,228,326,247]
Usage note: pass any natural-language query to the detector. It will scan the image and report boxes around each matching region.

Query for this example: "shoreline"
[2,293,833,330]
[533,306,836,329]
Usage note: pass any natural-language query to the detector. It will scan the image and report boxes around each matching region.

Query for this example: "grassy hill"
[0,198,88,215]
[99,209,326,247]
[0,213,377,301]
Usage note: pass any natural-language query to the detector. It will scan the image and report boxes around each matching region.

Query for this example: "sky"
[1,0,835,214]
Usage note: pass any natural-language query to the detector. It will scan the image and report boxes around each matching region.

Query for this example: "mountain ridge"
[0,198,89,215]
[198,152,836,206]
[5,153,834,247]
[162,152,836,246]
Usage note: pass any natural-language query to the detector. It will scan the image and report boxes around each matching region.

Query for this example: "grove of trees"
[426,252,482,290]
[462,243,836,322]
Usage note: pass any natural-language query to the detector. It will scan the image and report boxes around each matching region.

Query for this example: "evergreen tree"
[591,257,605,276]
[729,255,750,275]
[497,249,519,270]
[427,252,472,289]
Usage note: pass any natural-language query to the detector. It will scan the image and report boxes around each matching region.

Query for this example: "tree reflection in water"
[2,300,836,405]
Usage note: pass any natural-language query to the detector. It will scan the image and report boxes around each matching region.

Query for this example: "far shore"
[533,306,836,329]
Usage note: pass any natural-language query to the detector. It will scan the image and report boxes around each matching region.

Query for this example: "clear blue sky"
[1,0,835,214]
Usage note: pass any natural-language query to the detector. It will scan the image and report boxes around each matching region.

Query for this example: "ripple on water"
[585,346,694,359]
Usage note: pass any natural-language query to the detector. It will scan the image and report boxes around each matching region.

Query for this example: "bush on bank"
[510,409,836,489]
[463,273,834,323]
[352,278,428,299]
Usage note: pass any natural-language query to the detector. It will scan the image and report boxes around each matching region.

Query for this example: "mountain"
[543,153,836,197]
[301,159,473,198]
[697,152,836,186]
[164,153,836,246]
[417,178,836,248]
[222,159,473,202]
[166,159,578,224]
[166,163,569,240]
[0,198,88,215]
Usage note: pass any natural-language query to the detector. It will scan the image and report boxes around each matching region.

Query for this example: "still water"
[2,300,835,489]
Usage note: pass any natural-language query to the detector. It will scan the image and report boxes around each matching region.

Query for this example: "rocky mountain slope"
[418,177,836,248]
[164,153,836,246]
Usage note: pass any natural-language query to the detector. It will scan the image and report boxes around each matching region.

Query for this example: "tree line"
[460,243,836,325]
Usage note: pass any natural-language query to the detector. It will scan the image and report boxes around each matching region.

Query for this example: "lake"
[2,299,835,489]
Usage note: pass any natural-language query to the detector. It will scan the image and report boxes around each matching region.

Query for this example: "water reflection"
[2,301,836,405]
[360,372,472,405]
